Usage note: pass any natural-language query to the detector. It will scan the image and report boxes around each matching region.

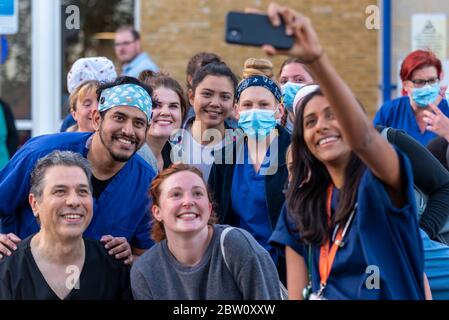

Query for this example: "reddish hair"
[148,164,218,242]
[400,50,442,95]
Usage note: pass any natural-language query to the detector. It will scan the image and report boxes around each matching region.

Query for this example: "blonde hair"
[241,58,274,79]
[66,124,79,132]
[69,80,100,113]
[238,58,285,125]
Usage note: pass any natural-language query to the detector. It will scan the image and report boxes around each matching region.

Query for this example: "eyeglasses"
[114,40,136,47]
[408,77,439,88]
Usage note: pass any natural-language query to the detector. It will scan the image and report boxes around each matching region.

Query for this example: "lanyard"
[317,184,356,296]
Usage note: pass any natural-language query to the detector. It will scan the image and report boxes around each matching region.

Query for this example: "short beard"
[109,150,131,163]
[99,122,137,163]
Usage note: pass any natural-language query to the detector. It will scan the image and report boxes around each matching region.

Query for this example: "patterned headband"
[99,83,152,122]
[236,75,282,102]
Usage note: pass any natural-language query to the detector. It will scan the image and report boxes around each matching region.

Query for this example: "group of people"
[1,2,449,300]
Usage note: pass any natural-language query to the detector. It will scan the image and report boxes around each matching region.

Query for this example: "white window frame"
[30,0,61,136]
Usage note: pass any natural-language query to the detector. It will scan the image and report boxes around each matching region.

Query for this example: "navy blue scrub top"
[270,150,425,299]
[231,142,277,263]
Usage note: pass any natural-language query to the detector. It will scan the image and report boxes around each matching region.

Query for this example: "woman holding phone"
[259,3,426,299]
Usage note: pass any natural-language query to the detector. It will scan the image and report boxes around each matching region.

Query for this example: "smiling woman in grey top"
[130,164,282,300]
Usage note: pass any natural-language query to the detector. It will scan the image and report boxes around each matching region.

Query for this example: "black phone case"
[225,11,293,50]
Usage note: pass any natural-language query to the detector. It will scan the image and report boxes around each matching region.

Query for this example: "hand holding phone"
[262,3,324,62]
[225,11,294,50]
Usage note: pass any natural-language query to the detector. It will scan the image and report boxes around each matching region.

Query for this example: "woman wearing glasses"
[374,50,449,145]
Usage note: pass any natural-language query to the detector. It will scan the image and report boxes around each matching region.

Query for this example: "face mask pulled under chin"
[412,84,440,108]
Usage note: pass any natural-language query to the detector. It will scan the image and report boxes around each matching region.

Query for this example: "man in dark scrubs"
[0,151,131,299]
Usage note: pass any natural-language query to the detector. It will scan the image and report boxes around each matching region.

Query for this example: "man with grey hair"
[0,76,155,264]
[29,150,93,198]
[0,150,131,299]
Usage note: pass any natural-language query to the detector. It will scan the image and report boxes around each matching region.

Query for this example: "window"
[0,0,32,145]
[60,0,135,120]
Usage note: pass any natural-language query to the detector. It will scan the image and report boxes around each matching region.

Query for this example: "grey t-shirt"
[137,143,158,173]
[174,125,235,182]
[130,224,282,300]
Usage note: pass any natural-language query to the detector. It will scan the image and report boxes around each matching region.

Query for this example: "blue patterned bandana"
[98,83,152,122]
[236,75,282,102]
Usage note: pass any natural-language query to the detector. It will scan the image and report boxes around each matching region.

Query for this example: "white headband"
[293,84,320,115]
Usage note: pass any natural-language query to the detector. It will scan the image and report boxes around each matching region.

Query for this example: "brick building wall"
[140,0,380,116]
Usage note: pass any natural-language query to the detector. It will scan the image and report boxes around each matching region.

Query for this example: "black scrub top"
[0,235,132,300]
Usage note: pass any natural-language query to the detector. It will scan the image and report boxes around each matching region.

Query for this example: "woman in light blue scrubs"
[374,50,449,146]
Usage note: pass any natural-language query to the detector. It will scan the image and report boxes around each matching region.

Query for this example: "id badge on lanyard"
[309,293,327,300]
[303,184,356,300]
[309,284,327,300]
[303,284,327,300]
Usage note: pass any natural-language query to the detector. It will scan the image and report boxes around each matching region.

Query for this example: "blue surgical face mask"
[412,84,440,108]
[238,109,277,138]
[281,82,303,113]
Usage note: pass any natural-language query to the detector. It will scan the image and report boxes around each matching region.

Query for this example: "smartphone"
[225,11,293,50]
